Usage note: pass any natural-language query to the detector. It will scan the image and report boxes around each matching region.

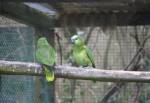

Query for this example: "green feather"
[85,47,95,68]
[71,35,96,83]
[44,66,54,82]
[36,37,56,82]
[71,35,95,68]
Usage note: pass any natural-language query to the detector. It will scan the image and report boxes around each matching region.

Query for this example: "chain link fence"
[55,26,150,103]
[1,15,150,103]
[0,17,53,103]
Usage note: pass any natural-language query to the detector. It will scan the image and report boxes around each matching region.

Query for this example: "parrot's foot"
[83,66,91,69]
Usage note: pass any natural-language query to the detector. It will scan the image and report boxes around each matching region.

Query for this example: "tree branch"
[1,60,150,82]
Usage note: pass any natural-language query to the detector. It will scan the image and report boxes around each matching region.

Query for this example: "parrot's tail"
[43,65,55,82]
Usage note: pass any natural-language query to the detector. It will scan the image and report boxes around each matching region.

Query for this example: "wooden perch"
[1,60,150,83]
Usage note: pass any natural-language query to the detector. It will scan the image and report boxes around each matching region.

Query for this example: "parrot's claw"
[84,66,91,69]
[79,66,90,69]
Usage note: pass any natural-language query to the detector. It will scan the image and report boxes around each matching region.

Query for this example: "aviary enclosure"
[0,1,150,103]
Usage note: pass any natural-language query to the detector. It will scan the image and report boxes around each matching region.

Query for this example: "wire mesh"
[55,26,150,103]
[0,26,36,103]
[0,24,54,103]
[1,12,150,103]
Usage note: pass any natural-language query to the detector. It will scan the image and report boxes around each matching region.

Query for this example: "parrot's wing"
[36,37,56,66]
[36,47,56,82]
[85,46,95,68]
[36,46,56,66]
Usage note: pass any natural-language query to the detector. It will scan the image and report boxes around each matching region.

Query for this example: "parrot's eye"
[75,37,78,40]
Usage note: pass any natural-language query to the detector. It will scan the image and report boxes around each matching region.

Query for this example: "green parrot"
[68,35,96,102]
[36,37,56,82]
[70,35,95,68]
